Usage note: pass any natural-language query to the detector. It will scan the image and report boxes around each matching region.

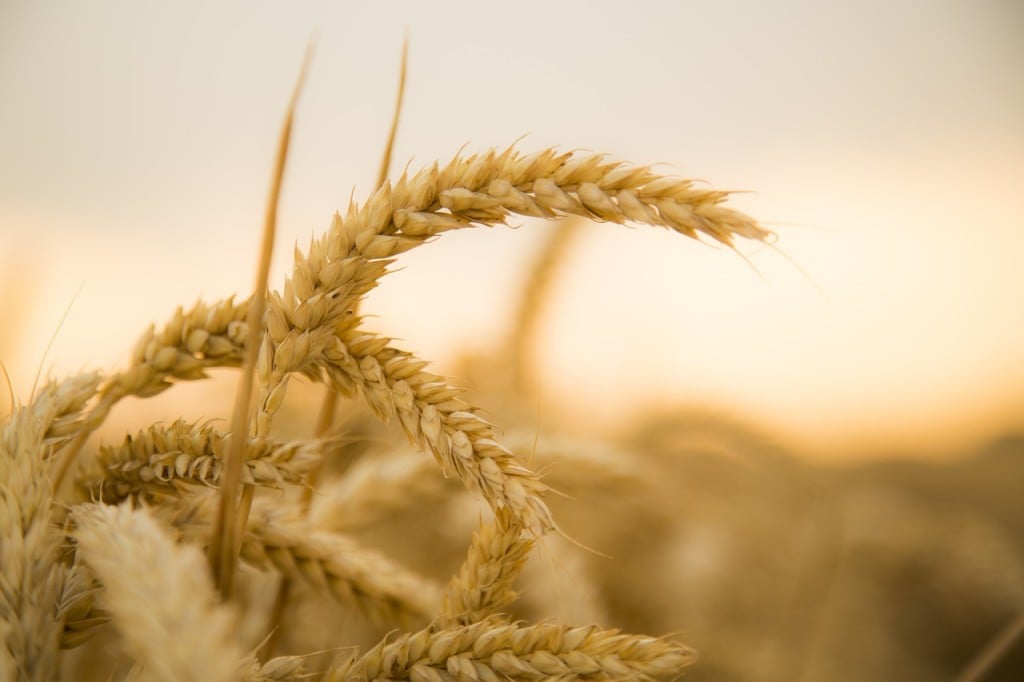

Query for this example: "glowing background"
[2,1,1022,458]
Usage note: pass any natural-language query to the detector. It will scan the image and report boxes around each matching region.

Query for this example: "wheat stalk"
[209,45,312,599]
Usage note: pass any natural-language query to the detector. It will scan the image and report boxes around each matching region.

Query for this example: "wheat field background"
[2,2,1024,680]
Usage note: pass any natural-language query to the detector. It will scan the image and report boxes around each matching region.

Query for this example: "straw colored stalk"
[251,146,771,537]
[333,617,696,681]
[0,374,100,681]
[70,502,252,682]
[79,419,319,503]
[442,508,534,626]
[173,495,441,625]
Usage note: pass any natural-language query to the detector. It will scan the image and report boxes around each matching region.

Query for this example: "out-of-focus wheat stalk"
[507,217,585,396]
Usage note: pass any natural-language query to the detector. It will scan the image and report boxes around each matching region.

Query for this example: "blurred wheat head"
[0,46,774,681]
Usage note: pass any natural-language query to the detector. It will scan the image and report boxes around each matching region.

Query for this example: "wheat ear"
[58,562,109,650]
[78,419,319,503]
[70,502,249,682]
[319,323,556,538]
[333,617,696,681]
[0,374,100,681]
[442,508,534,626]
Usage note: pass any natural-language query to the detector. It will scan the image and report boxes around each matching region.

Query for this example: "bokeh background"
[3,2,1024,680]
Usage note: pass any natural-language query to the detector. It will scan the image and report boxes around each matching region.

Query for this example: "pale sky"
[2,1,1023,458]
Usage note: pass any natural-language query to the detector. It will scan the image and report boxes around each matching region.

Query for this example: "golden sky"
[2,1,1022,458]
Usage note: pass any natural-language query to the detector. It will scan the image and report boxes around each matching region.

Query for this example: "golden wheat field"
[2,3,1024,681]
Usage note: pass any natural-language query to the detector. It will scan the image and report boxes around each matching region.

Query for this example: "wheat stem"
[211,46,310,598]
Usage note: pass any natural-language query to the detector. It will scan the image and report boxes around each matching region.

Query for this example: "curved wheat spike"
[332,617,696,681]
[54,147,771,550]
[253,145,771,535]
